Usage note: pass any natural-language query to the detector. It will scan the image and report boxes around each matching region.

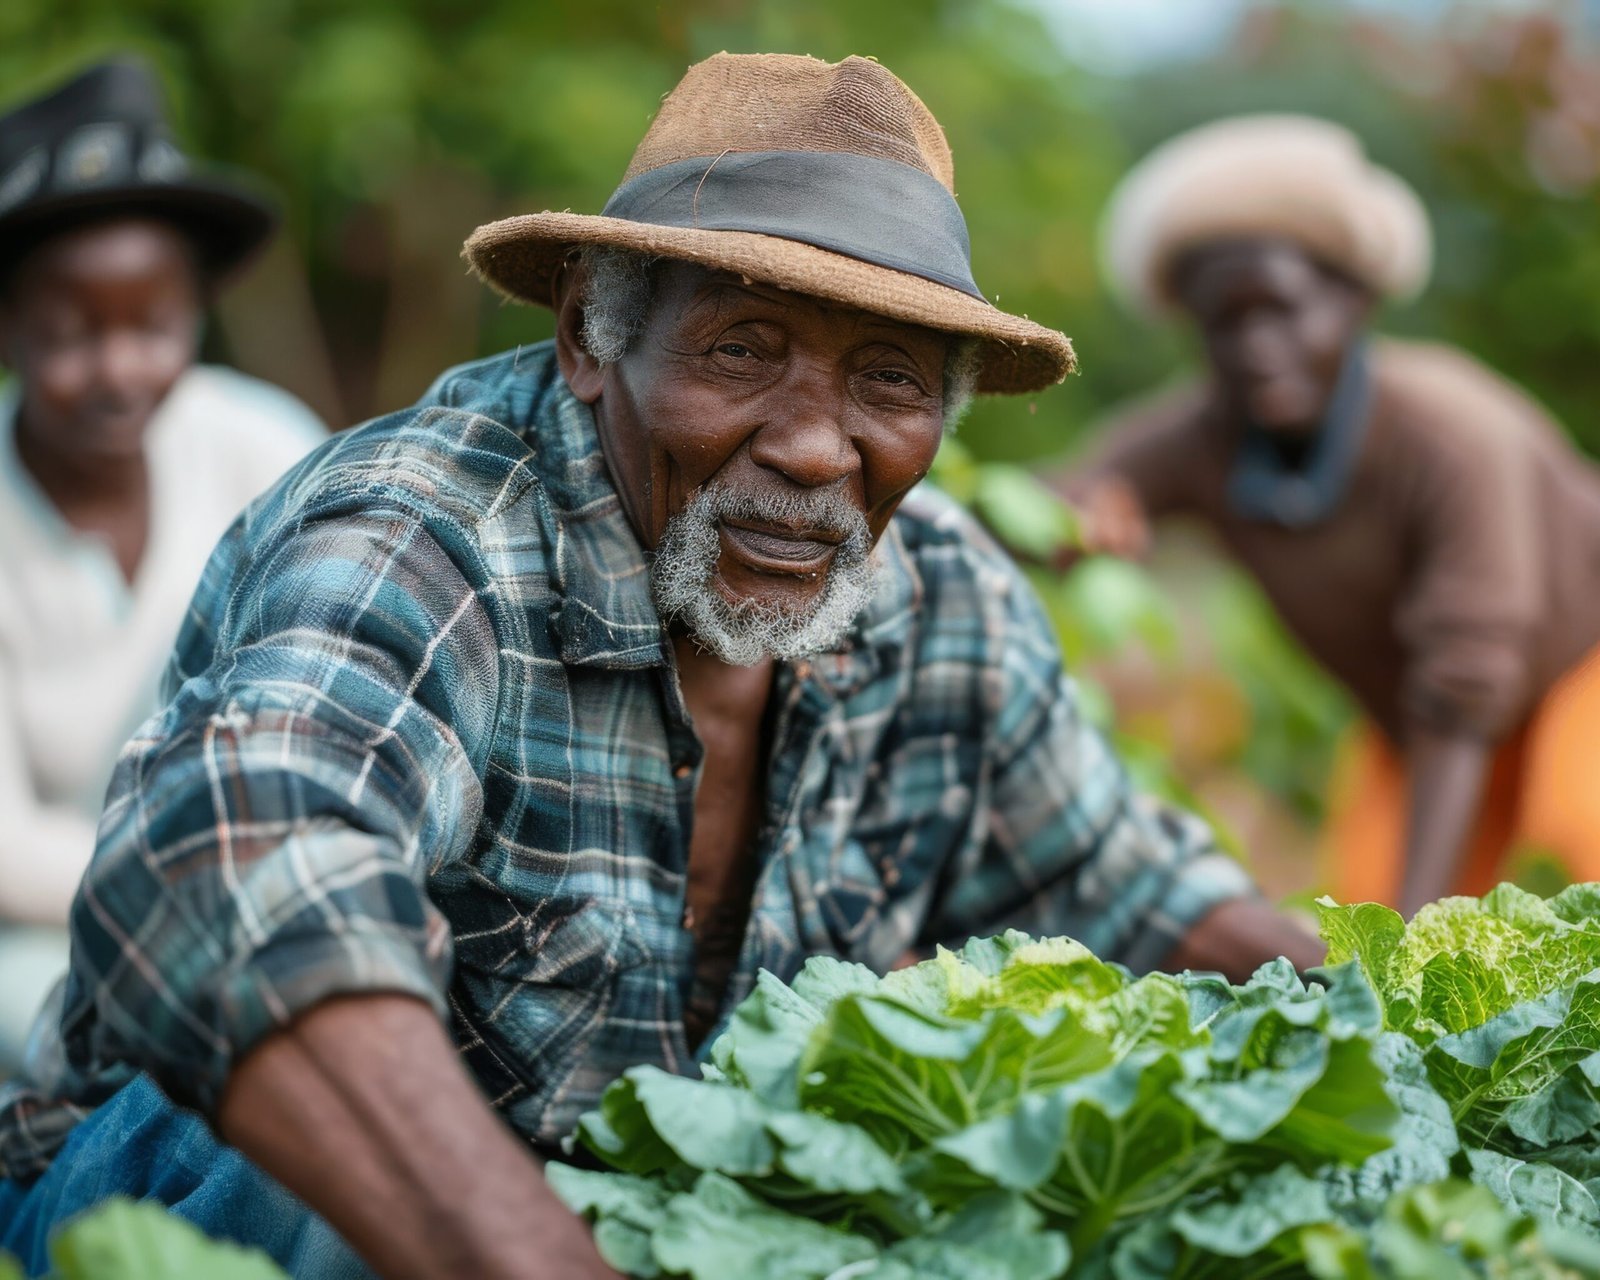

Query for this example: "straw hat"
[1101,114,1432,315]
[464,53,1074,395]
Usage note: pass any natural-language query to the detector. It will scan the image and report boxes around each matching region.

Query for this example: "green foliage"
[552,922,1600,1279]
[1319,885,1600,1184]
[0,1197,290,1280]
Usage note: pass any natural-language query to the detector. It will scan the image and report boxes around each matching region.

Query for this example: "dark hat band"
[0,118,189,217]
[600,150,983,300]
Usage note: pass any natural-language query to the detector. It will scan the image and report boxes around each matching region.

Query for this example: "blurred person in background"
[0,58,325,1072]
[1051,115,1600,918]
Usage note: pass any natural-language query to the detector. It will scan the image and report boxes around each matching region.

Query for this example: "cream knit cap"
[1102,114,1433,313]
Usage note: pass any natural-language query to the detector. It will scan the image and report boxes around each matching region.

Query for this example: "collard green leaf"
[799,994,1074,1142]
[1367,1177,1600,1280]
[1319,1033,1458,1216]
[649,1173,876,1280]
[618,1070,778,1176]
[1466,1148,1600,1235]
[1176,967,1397,1164]
[1170,1165,1334,1256]
[1300,1221,1381,1280]
[48,1199,289,1280]
[1427,971,1600,1149]
[545,1162,672,1225]
[1319,886,1600,1049]
[545,1162,671,1275]
[564,926,1600,1280]
[592,1220,661,1278]
[763,1110,907,1196]
[877,1192,1070,1280]
[710,962,880,1106]
[930,1048,1242,1255]
[1534,1139,1600,1200]
[1548,883,1600,928]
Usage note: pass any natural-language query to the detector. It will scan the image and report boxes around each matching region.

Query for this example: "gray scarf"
[1226,339,1372,528]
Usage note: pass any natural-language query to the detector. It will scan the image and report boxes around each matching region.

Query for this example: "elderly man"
[0,57,1316,1279]
[1057,115,1600,918]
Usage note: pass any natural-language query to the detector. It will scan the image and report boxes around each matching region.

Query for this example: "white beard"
[650,482,877,667]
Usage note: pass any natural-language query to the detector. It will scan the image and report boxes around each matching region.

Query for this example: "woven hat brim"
[0,176,277,282]
[463,212,1074,396]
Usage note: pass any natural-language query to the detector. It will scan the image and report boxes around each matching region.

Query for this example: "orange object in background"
[1325,646,1600,905]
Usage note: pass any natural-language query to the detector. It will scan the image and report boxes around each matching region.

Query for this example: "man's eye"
[717,343,753,359]
[868,369,915,386]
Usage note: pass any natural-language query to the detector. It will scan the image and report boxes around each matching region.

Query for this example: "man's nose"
[747,388,857,490]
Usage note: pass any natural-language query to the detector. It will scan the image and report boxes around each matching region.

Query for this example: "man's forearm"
[1399,731,1491,918]
[217,993,617,1280]
[1162,896,1326,984]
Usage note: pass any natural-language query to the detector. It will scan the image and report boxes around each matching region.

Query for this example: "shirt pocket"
[448,893,646,1144]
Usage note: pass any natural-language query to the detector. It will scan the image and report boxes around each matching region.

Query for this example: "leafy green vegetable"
[1318,884,1600,1044]
[15,885,1600,1280]
[559,932,1441,1278]
[41,1198,288,1280]
[558,900,1600,1279]
[1318,882,1600,1243]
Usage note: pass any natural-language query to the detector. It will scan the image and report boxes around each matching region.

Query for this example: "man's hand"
[1067,476,1152,565]
[1162,896,1327,984]
[218,994,620,1280]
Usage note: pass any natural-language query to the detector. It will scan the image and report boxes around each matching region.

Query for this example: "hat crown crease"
[620,53,954,194]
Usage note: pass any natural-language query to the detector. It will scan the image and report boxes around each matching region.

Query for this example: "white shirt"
[0,365,326,924]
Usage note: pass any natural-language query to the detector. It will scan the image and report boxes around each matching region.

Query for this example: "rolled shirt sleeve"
[61,495,502,1113]
[919,552,1256,973]
[1392,408,1541,742]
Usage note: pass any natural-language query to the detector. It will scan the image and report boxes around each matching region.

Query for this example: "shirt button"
[673,762,693,780]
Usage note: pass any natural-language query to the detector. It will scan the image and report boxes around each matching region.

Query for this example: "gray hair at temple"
[577,246,981,431]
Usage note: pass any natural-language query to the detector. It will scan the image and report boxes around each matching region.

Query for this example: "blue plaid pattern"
[0,343,1253,1179]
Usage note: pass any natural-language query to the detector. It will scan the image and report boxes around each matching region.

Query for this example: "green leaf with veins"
[558,925,1600,1279]
[648,1174,877,1280]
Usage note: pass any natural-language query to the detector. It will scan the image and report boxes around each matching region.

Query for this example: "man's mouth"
[718,518,844,576]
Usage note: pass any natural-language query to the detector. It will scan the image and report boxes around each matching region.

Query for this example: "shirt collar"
[518,347,923,689]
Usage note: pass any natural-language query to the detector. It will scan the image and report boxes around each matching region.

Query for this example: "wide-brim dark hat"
[464,54,1075,396]
[0,57,277,280]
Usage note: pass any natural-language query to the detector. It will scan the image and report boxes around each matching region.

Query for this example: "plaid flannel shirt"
[0,342,1254,1179]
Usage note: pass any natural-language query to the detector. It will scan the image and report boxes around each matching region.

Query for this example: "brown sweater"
[1077,338,1600,745]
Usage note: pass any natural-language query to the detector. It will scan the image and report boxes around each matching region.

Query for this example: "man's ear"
[553,259,605,404]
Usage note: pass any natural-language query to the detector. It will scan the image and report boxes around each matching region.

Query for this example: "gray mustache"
[696,482,869,546]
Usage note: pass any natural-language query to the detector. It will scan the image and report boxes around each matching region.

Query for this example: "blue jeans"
[0,1074,369,1278]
